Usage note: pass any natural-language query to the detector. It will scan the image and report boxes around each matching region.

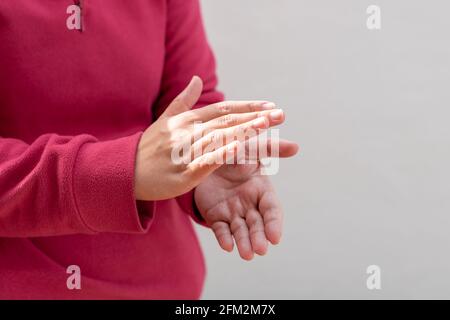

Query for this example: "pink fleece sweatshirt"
[0,0,223,299]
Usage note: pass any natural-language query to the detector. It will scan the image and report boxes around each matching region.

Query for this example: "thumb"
[162,76,203,117]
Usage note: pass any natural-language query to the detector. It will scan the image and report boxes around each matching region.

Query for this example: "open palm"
[194,140,298,260]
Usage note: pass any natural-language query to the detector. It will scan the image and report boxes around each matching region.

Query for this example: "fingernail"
[269,109,284,121]
[261,102,276,110]
[252,117,268,128]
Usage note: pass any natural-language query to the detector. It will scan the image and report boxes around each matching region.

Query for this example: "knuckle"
[248,102,258,112]
[171,97,188,110]
[230,221,246,235]
[212,130,225,143]
[171,97,182,106]
[249,227,264,236]
[231,126,245,139]
[218,114,236,126]
[217,102,231,114]
[207,131,217,144]
[201,131,214,146]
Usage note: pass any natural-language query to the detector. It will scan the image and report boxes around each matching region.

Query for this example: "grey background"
[195,0,450,299]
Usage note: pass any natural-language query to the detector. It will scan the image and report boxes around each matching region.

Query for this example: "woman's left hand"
[194,140,298,260]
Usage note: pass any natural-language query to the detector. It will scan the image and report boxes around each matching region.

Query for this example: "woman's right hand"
[134,76,285,201]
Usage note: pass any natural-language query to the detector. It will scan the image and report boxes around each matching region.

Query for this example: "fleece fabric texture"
[0,0,223,299]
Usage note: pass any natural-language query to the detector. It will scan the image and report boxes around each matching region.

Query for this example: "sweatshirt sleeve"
[153,0,224,226]
[0,132,154,237]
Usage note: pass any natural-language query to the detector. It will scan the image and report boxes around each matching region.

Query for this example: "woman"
[0,0,298,299]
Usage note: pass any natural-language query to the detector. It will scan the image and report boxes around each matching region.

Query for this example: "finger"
[243,138,300,162]
[187,101,277,123]
[230,217,254,261]
[162,76,203,118]
[189,117,268,161]
[211,221,234,252]
[200,109,284,133]
[267,139,299,158]
[246,209,269,256]
[187,140,241,178]
[259,191,283,245]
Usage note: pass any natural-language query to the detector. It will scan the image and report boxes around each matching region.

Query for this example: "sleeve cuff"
[72,132,154,234]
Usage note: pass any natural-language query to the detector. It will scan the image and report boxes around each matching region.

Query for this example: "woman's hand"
[134,76,284,201]
[194,139,299,260]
